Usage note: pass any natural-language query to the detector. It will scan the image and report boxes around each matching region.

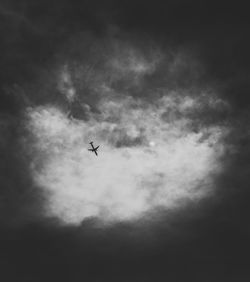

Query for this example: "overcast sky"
[1,1,250,281]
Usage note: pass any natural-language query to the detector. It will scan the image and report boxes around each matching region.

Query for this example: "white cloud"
[27,92,228,225]
[57,65,76,103]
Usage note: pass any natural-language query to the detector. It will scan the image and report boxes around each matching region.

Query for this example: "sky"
[1,1,250,281]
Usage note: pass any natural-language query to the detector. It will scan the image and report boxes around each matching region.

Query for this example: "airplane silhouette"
[88,141,100,156]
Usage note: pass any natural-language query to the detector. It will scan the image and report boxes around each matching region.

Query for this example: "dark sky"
[1,1,250,281]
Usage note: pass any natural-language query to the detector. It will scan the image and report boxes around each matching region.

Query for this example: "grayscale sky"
[0,1,250,281]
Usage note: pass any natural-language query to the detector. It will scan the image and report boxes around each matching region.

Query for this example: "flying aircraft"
[88,141,100,156]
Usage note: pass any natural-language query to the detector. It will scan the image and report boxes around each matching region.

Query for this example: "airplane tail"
[89,141,93,144]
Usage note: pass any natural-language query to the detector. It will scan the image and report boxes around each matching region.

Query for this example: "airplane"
[88,141,100,156]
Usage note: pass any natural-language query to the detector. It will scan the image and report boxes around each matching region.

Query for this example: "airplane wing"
[88,149,93,151]
[95,146,100,150]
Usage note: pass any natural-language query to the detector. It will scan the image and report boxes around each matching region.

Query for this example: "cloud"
[11,33,230,226]
[26,90,228,225]
[57,65,77,103]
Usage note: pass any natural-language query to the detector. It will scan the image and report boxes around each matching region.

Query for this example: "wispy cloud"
[57,65,76,103]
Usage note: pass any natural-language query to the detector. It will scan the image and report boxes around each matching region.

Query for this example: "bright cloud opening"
[24,35,230,225]
[27,92,227,225]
